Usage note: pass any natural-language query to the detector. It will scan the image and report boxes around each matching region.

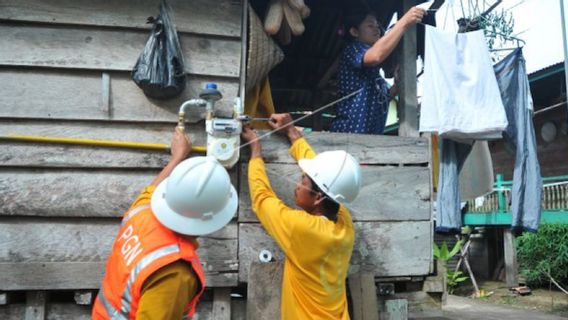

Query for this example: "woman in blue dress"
[330,7,426,134]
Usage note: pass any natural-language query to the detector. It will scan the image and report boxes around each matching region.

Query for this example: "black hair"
[343,11,384,41]
[308,177,340,222]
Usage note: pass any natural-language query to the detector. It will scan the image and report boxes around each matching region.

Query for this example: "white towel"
[420,25,508,140]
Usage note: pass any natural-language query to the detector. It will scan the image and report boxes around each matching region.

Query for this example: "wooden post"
[398,0,419,137]
[25,291,47,320]
[348,273,379,320]
[101,72,111,118]
[503,228,519,287]
[246,262,283,320]
[212,288,232,320]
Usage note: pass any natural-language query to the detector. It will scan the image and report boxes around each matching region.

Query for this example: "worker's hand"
[241,124,259,144]
[241,125,262,158]
[268,113,294,133]
[171,127,192,161]
[400,6,426,27]
[268,113,302,143]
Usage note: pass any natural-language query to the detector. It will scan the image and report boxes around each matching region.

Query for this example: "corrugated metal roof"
[529,61,564,82]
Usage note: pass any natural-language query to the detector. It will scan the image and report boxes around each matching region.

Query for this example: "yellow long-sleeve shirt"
[248,137,355,320]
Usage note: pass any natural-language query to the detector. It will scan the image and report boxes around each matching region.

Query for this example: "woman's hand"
[400,6,426,27]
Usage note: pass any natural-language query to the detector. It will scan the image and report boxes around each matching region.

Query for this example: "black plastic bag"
[132,0,186,99]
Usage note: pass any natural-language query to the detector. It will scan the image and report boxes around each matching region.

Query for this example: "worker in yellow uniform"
[92,128,238,320]
[241,113,362,319]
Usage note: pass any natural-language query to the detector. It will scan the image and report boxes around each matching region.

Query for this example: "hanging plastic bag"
[132,0,186,99]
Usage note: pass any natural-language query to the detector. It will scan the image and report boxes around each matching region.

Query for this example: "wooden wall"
[0,2,434,317]
[0,0,242,291]
[238,132,433,282]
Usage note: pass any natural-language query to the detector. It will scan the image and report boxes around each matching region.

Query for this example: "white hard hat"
[151,156,237,236]
[298,151,362,204]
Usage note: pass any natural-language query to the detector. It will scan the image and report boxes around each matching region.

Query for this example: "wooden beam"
[212,288,231,320]
[398,0,419,137]
[0,69,237,122]
[0,220,238,289]
[24,291,46,320]
[238,222,432,282]
[0,0,242,37]
[239,164,431,222]
[0,24,240,78]
[348,273,379,320]
[0,301,220,320]
[240,131,429,165]
[503,228,519,288]
[246,262,283,319]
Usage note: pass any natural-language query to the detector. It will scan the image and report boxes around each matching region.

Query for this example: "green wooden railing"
[463,174,568,225]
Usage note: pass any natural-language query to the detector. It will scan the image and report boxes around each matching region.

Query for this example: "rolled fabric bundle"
[282,0,305,36]
[264,0,283,35]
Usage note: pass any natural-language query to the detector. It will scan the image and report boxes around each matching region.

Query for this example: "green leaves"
[434,240,469,293]
[433,239,465,262]
[447,270,469,294]
[516,223,568,286]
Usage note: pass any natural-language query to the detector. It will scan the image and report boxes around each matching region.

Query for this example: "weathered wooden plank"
[238,221,432,282]
[25,291,46,320]
[0,301,216,320]
[0,169,238,217]
[0,0,241,37]
[348,273,379,320]
[0,120,206,145]
[0,144,171,168]
[242,132,429,164]
[0,69,237,122]
[0,24,241,77]
[246,262,283,320]
[239,164,431,222]
[212,288,231,320]
[0,300,246,319]
[0,219,237,289]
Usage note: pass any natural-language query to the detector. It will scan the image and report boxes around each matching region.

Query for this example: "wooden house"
[0,0,439,318]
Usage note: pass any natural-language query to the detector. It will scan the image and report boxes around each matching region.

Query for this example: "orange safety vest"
[92,204,206,320]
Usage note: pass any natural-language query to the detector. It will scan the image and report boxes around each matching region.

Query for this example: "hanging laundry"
[420,25,508,140]
[494,48,542,234]
[435,138,472,233]
[459,140,494,200]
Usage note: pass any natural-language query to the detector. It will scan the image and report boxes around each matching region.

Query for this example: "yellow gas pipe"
[1,134,207,153]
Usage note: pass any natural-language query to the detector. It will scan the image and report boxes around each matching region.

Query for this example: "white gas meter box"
[177,83,242,169]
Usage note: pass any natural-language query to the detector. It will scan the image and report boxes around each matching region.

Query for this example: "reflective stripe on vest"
[98,291,127,320]
[100,244,181,318]
[121,204,151,226]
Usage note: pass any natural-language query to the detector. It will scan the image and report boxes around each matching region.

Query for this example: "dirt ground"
[453,280,568,318]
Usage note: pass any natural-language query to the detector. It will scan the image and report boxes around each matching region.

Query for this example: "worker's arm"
[126,128,191,211]
[363,7,426,66]
[136,260,199,320]
[242,126,299,252]
[268,113,316,161]
[149,127,192,187]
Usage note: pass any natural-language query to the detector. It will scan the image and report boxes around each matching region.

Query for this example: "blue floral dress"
[330,41,390,134]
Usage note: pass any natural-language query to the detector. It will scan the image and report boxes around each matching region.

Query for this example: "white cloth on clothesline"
[420,25,508,140]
